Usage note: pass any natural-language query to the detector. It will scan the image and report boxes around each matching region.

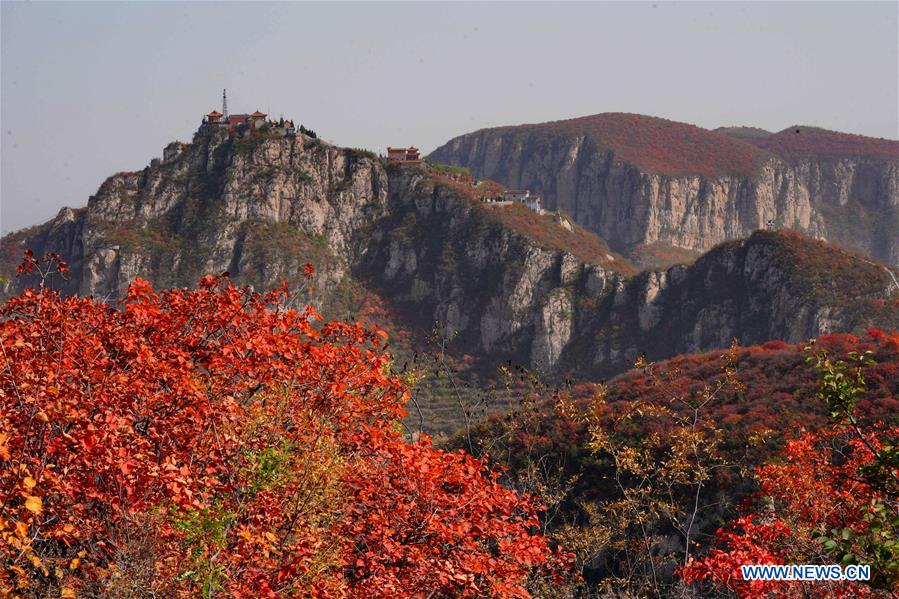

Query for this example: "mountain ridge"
[3,120,898,432]
[429,112,899,267]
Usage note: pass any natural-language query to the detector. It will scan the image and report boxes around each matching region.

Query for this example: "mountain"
[1,130,389,308]
[560,229,899,378]
[2,120,898,434]
[428,113,899,267]
[358,170,899,377]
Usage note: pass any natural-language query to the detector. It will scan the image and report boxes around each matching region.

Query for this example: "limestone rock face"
[429,127,899,266]
[531,288,573,370]
[4,129,897,379]
[573,231,899,377]
[357,171,617,372]
[6,130,389,306]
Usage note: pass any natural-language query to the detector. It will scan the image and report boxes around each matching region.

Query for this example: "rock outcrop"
[567,230,899,377]
[428,114,899,267]
[356,169,621,372]
[357,172,898,376]
[3,129,389,307]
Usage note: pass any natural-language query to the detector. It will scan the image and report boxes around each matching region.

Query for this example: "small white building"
[503,189,544,214]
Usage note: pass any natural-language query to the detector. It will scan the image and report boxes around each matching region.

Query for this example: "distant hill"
[430,112,899,268]
[717,124,899,161]
[757,126,899,161]
[488,113,769,177]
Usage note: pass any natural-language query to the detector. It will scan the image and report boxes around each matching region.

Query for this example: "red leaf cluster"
[0,275,568,596]
[678,429,892,597]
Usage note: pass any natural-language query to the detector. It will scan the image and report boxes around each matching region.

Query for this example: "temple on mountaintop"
[201,89,296,136]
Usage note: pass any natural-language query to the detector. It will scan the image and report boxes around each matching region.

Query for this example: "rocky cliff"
[3,125,898,384]
[428,114,899,267]
[564,230,899,377]
[357,168,625,372]
[2,128,389,309]
[359,178,899,375]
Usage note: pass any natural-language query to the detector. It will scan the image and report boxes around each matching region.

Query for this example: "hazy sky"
[2,1,897,234]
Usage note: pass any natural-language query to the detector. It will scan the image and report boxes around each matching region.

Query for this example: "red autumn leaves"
[0,265,569,597]
[679,429,894,597]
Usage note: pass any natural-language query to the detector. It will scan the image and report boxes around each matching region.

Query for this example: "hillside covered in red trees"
[494,113,769,177]
[466,330,899,483]
[755,126,899,161]
[457,330,899,595]
[0,262,570,597]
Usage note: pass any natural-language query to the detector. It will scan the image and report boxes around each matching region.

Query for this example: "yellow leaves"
[587,428,611,454]
[0,432,9,460]
[69,557,81,570]
[61,587,76,598]
[25,495,43,514]
[15,520,28,539]
[237,528,255,543]
[29,553,47,574]
[23,476,37,489]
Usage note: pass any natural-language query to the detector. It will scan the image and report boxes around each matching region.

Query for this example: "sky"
[1,1,897,234]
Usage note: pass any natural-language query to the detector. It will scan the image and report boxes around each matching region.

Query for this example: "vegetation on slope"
[682,347,899,596]
[757,126,899,161]
[453,331,899,595]
[0,260,570,597]
[416,168,636,273]
[626,241,702,270]
[479,202,636,275]
[757,229,899,326]
[492,112,770,177]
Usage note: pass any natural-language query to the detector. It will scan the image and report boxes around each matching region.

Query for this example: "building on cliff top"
[201,90,296,136]
[387,147,422,163]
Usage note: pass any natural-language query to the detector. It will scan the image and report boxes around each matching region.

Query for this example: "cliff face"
[3,130,389,306]
[3,127,898,381]
[358,177,899,375]
[569,230,899,377]
[357,170,621,371]
[428,115,899,267]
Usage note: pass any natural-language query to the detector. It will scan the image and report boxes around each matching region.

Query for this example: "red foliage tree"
[678,344,899,597]
[0,258,568,597]
[678,428,896,597]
